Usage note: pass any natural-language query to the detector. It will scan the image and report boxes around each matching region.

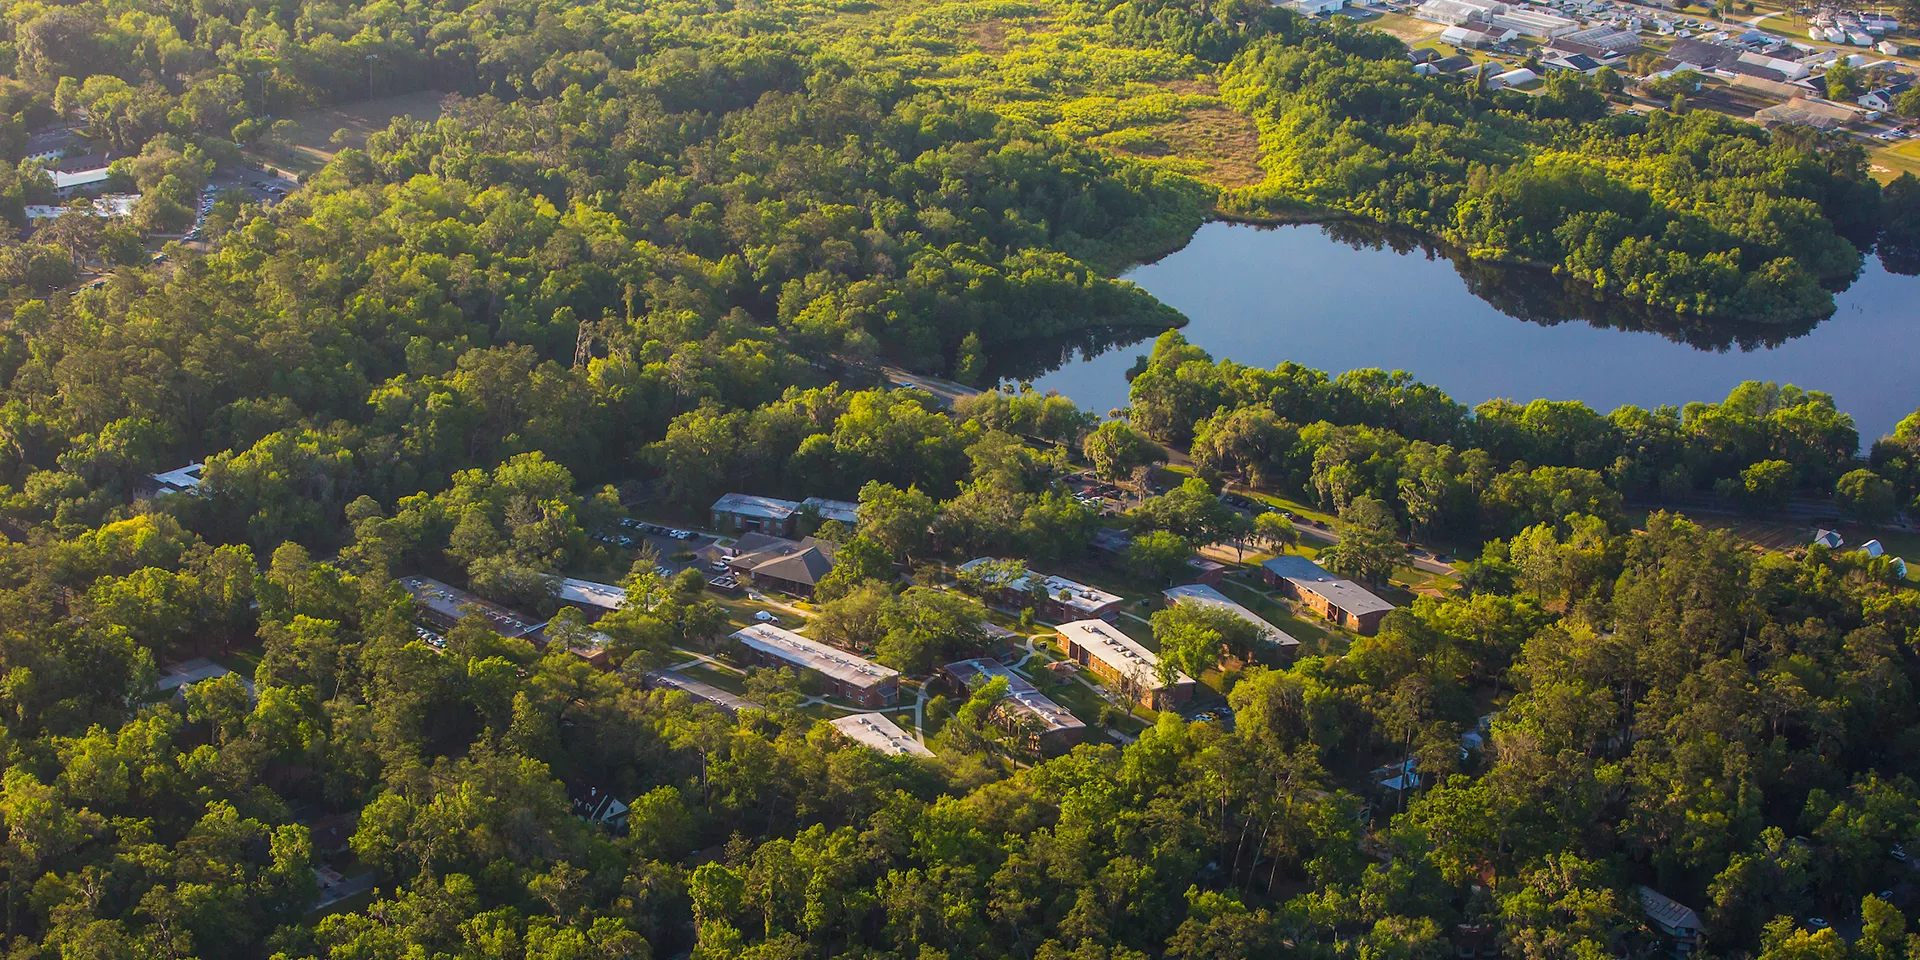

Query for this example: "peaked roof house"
[1813,529,1844,549]
[570,784,630,829]
[1638,886,1704,957]
[1863,539,1887,559]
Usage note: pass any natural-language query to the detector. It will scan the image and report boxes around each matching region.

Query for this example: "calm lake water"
[1001,222,1920,443]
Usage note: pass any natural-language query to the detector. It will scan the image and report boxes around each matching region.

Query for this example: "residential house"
[957,558,1125,622]
[1259,555,1395,635]
[731,623,901,707]
[943,658,1087,755]
[145,462,205,496]
[1163,583,1302,656]
[1858,79,1913,112]
[710,493,801,536]
[644,669,760,714]
[569,784,630,829]
[1638,886,1704,958]
[829,713,933,757]
[1864,539,1887,558]
[1813,529,1845,549]
[157,658,254,701]
[1055,619,1194,710]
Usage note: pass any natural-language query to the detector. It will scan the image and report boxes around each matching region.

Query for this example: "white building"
[1281,0,1348,13]
[557,577,628,614]
[148,462,205,495]
[1417,0,1501,25]
[50,167,112,198]
[1491,67,1540,87]
[829,713,933,757]
[1488,6,1578,37]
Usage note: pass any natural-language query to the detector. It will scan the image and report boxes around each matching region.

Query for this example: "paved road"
[881,366,983,407]
[1259,520,1458,576]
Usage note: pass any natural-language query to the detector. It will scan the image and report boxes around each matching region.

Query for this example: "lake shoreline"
[994,221,1920,443]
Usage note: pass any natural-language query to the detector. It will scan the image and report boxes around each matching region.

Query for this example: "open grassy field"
[1372,11,1447,44]
[284,90,450,166]
[1871,139,1920,183]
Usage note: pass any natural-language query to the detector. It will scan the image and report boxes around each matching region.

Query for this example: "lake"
[1000,222,1920,443]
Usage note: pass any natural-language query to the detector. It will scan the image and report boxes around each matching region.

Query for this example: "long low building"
[943,658,1086,755]
[731,623,901,707]
[400,575,543,638]
[1259,556,1394,635]
[1162,583,1301,655]
[644,669,759,714]
[957,558,1125,621]
[558,576,627,617]
[829,713,933,757]
[1055,619,1193,710]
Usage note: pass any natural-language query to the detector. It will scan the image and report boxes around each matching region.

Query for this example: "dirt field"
[284,90,450,166]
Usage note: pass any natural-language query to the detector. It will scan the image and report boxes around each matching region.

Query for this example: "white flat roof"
[51,168,110,189]
[1055,619,1190,690]
[712,493,800,521]
[557,576,626,610]
[829,713,933,757]
[799,497,859,524]
[149,462,204,490]
[1163,583,1300,649]
[732,623,900,690]
[957,558,1123,616]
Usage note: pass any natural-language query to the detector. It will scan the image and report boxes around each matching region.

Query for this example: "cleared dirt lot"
[284,90,450,166]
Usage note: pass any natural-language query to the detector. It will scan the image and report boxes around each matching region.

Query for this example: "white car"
[754,611,777,623]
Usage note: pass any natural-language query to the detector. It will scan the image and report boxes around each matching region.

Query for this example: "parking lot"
[181,168,300,244]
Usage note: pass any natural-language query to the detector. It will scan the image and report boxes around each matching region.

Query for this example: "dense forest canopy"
[0,0,1917,957]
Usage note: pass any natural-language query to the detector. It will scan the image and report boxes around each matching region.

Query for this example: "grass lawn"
[1215,576,1346,655]
[681,662,751,695]
[1871,140,1920,184]
[212,646,265,677]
